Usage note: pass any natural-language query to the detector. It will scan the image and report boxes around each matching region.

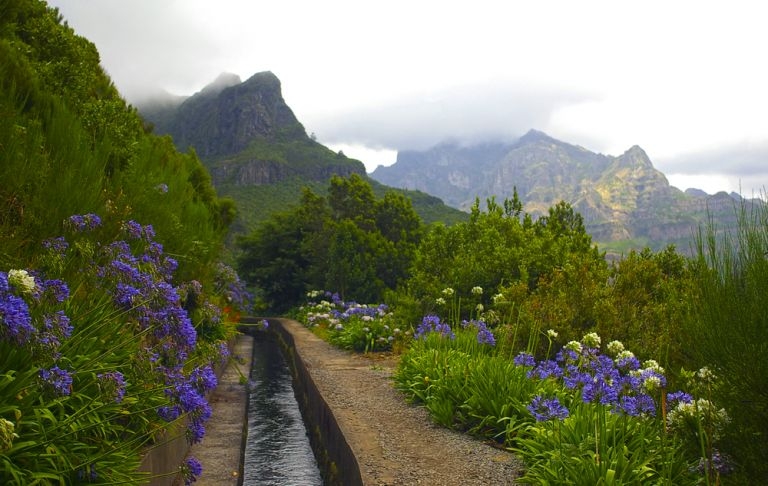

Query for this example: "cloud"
[310,81,596,151]
[658,142,768,195]
[53,0,226,101]
[659,142,768,178]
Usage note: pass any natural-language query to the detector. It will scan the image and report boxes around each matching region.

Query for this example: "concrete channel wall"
[141,318,364,485]
[242,317,364,486]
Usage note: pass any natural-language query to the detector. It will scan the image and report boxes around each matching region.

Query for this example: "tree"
[405,197,605,322]
[328,173,376,228]
[236,188,330,311]
[237,176,424,310]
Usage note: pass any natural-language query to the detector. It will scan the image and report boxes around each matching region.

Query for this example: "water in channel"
[242,332,323,485]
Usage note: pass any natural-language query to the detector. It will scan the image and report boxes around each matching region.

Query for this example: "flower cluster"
[527,395,570,421]
[461,319,496,346]
[518,333,690,419]
[415,314,455,340]
[693,450,733,476]
[39,365,73,396]
[0,210,242,481]
[66,213,102,232]
[1,269,72,357]
[61,215,221,443]
[97,371,127,403]
[667,397,730,438]
[214,263,253,313]
[300,291,400,351]
[98,224,196,356]
[181,456,203,485]
[88,219,222,442]
[8,269,36,294]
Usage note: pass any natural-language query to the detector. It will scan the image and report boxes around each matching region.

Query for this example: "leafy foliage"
[0,2,244,482]
[402,196,604,323]
[395,326,701,484]
[0,0,232,279]
[238,174,423,311]
[685,197,768,483]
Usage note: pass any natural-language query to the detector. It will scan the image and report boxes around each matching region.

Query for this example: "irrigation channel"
[241,329,324,485]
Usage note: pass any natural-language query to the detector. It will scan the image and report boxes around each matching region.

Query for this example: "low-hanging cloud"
[659,142,768,178]
[657,142,768,195]
[310,81,597,151]
[52,0,226,102]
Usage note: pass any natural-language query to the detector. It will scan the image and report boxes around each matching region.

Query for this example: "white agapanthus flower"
[8,269,36,294]
[547,329,558,339]
[606,340,625,356]
[565,340,583,354]
[582,332,602,348]
[643,359,665,375]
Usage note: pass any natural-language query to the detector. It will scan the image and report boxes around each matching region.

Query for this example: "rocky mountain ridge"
[372,130,750,252]
[138,72,467,234]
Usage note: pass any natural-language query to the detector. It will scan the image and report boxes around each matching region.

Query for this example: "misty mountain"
[138,72,466,235]
[371,130,752,254]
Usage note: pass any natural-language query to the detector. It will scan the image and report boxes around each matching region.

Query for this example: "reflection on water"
[242,333,323,485]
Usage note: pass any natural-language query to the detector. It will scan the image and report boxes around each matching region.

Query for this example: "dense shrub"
[685,197,768,483]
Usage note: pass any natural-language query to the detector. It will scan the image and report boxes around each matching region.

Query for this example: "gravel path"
[273,318,523,485]
[188,319,523,485]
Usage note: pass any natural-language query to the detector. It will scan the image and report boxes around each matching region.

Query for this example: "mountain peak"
[199,72,242,96]
[243,71,280,86]
[617,145,653,168]
[518,129,554,144]
[144,71,304,158]
[624,145,648,156]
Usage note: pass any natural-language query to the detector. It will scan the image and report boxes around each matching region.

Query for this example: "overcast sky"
[48,0,768,196]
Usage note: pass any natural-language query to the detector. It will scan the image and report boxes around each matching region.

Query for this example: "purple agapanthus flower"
[158,404,182,422]
[528,359,563,380]
[0,292,35,345]
[467,320,495,346]
[514,352,536,367]
[415,314,441,339]
[39,278,69,303]
[122,220,144,239]
[67,213,102,232]
[582,376,620,405]
[98,371,127,403]
[183,456,203,485]
[190,365,217,393]
[614,393,656,417]
[527,395,570,421]
[667,390,693,407]
[39,365,73,396]
[42,236,69,255]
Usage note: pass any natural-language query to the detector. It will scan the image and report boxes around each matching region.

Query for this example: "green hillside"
[0,2,243,482]
[139,72,467,237]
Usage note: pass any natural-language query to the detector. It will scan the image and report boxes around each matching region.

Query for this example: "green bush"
[686,197,768,483]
